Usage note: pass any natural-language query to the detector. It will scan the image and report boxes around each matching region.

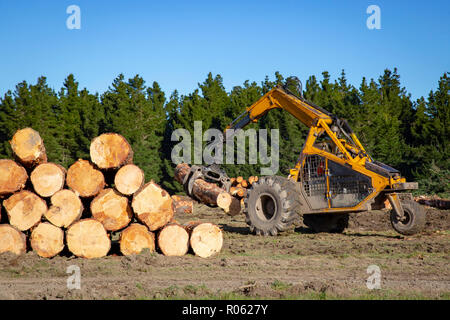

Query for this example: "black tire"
[243,176,301,236]
[390,200,426,235]
[303,213,349,233]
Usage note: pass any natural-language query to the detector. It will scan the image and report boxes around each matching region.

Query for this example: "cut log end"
[120,223,155,256]
[66,159,105,198]
[0,224,27,255]
[114,164,144,196]
[0,160,28,196]
[66,219,111,259]
[91,188,132,231]
[45,189,83,228]
[30,222,64,258]
[90,133,133,170]
[188,223,223,258]
[10,127,47,167]
[30,162,66,198]
[157,224,189,256]
[3,190,47,231]
[132,182,174,231]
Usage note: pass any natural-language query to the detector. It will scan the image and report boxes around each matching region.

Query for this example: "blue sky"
[0,0,448,101]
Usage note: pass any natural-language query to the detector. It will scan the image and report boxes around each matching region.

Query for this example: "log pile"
[0,128,223,259]
[414,195,450,210]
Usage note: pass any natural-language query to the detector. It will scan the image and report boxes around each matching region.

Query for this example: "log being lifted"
[66,219,111,258]
[120,223,155,256]
[132,181,174,231]
[66,159,105,197]
[30,162,66,198]
[174,163,241,216]
[114,164,144,196]
[91,188,132,231]
[45,189,83,228]
[157,223,189,256]
[90,133,133,170]
[10,128,47,168]
[0,159,28,196]
[30,222,64,258]
[184,222,223,258]
[171,195,194,215]
[0,224,27,255]
[3,190,47,231]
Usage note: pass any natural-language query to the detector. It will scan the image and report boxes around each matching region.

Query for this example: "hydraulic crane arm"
[226,85,333,130]
[225,84,372,165]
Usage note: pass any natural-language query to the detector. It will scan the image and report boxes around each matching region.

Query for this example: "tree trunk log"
[30,162,66,197]
[174,163,240,215]
[9,128,47,168]
[157,223,189,256]
[3,190,47,231]
[30,222,64,258]
[90,133,133,170]
[171,195,194,215]
[91,188,132,231]
[66,219,111,258]
[132,181,174,231]
[66,159,105,197]
[120,223,155,256]
[45,189,83,228]
[114,164,144,196]
[184,222,223,258]
[0,224,27,255]
[0,160,28,196]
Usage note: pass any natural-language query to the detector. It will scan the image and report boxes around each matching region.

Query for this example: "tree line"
[0,69,448,197]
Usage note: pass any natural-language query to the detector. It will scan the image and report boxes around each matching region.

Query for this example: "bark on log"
[66,219,111,258]
[30,222,64,258]
[9,128,47,168]
[91,188,132,231]
[171,195,194,215]
[45,189,83,228]
[0,224,27,255]
[132,181,174,231]
[3,190,47,231]
[174,163,240,215]
[66,159,105,197]
[184,222,223,258]
[30,162,66,198]
[119,223,155,256]
[90,133,133,170]
[114,164,144,196]
[0,159,28,196]
[157,223,189,256]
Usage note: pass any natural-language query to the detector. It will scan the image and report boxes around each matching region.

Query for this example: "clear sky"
[0,0,448,101]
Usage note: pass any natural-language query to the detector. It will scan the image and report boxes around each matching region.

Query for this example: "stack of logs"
[0,128,223,259]
[229,176,259,204]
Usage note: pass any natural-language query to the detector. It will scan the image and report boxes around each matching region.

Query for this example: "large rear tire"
[303,213,349,233]
[390,200,426,235]
[244,176,301,236]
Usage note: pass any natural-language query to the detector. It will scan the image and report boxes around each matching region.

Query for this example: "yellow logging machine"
[204,77,425,236]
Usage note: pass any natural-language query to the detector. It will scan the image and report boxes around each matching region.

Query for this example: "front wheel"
[390,200,426,235]
[244,176,301,236]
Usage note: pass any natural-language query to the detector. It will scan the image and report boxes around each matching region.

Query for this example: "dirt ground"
[0,203,448,300]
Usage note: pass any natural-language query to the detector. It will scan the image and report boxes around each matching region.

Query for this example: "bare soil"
[0,203,448,300]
